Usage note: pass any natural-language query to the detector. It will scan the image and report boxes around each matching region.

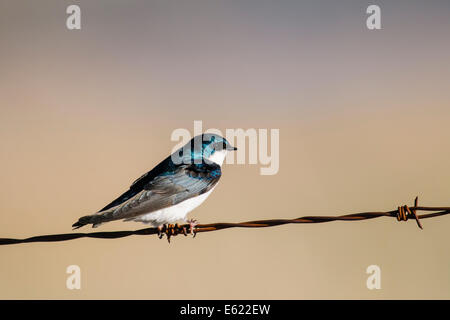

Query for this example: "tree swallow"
[72,134,237,232]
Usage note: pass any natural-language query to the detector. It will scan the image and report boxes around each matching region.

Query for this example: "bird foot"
[157,220,199,242]
[186,219,198,237]
[157,223,192,243]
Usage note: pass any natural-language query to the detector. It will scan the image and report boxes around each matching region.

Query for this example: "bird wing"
[97,156,173,212]
[100,162,222,220]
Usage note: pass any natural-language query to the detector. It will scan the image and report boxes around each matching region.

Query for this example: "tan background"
[0,0,449,299]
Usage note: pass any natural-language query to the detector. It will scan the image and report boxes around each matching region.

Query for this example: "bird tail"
[72,213,105,229]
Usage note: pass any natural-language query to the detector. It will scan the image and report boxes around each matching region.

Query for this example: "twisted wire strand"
[0,197,449,245]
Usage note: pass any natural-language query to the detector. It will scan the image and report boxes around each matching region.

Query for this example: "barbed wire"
[1,197,449,245]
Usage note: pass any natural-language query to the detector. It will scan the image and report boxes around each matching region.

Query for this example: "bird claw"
[156,220,199,242]
[157,225,165,239]
[157,224,185,243]
[187,219,198,237]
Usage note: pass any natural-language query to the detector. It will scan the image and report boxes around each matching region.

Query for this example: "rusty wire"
[0,197,449,245]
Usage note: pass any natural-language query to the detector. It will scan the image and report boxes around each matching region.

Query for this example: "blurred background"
[0,0,449,299]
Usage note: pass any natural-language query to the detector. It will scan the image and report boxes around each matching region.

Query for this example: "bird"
[72,133,237,235]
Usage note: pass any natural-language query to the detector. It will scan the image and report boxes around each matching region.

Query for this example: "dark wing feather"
[135,162,221,212]
[98,161,221,217]
[97,156,174,212]
[104,162,221,220]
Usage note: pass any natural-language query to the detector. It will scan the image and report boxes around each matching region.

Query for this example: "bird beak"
[227,146,238,151]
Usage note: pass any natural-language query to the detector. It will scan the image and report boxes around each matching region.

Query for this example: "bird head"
[201,133,237,165]
[174,133,237,166]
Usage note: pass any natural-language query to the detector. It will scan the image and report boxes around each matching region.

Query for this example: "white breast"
[206,150,227,166]
[130,186,216,226]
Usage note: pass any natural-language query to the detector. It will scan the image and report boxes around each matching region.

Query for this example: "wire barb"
[0,196,448,245]
[395,197,422,229]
